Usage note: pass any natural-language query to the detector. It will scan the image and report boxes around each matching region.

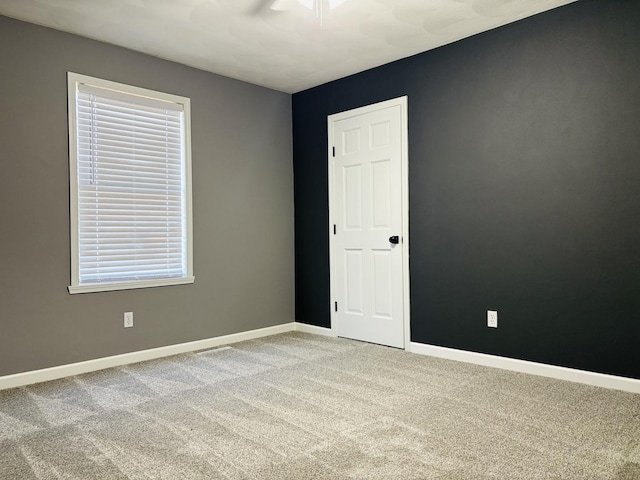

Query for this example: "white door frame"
[328,96,411,350]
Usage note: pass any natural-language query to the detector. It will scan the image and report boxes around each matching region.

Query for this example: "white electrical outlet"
[124,311,134,328]
[487,310,498,328]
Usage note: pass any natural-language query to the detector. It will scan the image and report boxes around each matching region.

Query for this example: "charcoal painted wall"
[293,0,640,379]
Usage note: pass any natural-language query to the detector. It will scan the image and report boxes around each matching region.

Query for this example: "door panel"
[344,249,364,315]
[343,127,361,154]
[372,249,392,318]
[371,159,391,229]
[331,101,404,348]
[370,121,390,149]
[343,164,363,229]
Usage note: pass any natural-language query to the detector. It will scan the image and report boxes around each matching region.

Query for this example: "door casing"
[328,96,411,350]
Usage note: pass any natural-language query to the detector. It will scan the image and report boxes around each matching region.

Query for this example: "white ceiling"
[0,0,577,93]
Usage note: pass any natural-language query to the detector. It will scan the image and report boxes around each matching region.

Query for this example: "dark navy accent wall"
[292,0,640,379]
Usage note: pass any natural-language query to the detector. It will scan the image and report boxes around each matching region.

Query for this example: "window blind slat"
[78,131,182,149]
[76,100,183,119]
[79,144,182,157]
[77,151,182,167]
[79,135,181,151]
[77,162,182,177]
[78,175,183,188]
[79,184,183,194]
[77,194,183,203]
[77,109,182,130]
[77,123,182,141]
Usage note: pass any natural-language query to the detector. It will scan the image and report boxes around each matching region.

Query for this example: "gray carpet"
[0,332,639,479]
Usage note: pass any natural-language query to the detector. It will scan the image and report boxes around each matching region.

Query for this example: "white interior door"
[329,97,408,349]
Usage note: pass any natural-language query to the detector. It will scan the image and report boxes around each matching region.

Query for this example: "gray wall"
[293,0,640,379]
[0,16,294,376]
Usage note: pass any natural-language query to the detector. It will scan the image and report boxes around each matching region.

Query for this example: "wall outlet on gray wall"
[124,312,134,328]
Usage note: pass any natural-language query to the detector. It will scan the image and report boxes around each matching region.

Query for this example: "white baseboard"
[0,322,296,391]
[410,342,640,394]
[294,322,334,337]
[6,324,634,395]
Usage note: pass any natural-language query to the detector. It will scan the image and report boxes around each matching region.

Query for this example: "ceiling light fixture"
[297,0,347,25]
[266,0,346,24]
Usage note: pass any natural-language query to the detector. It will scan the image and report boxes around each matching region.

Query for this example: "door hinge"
[333,224,336,235]
[334,301,338,312]
[332,146,335,157]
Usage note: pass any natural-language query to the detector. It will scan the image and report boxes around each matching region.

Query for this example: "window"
[67,73,194,294]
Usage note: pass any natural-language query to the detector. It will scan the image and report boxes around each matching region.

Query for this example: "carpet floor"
[0,332,638,479]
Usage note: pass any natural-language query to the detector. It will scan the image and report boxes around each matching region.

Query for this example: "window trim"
[67,72,194,294]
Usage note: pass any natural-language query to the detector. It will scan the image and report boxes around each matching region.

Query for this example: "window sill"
[68,276,195,294]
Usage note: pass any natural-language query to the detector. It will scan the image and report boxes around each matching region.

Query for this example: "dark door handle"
[389,236,399,244]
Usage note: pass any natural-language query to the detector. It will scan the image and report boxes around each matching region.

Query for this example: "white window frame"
[67,72,194,294]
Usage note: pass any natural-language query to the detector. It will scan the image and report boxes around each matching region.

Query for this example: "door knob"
[389,236,399,244]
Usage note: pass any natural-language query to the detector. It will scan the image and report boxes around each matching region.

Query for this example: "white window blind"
[68,73,194,294]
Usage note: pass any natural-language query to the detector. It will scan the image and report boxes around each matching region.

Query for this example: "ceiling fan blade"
[270,0,294,11]
[249,0,275,15]
[249,0,294,15]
